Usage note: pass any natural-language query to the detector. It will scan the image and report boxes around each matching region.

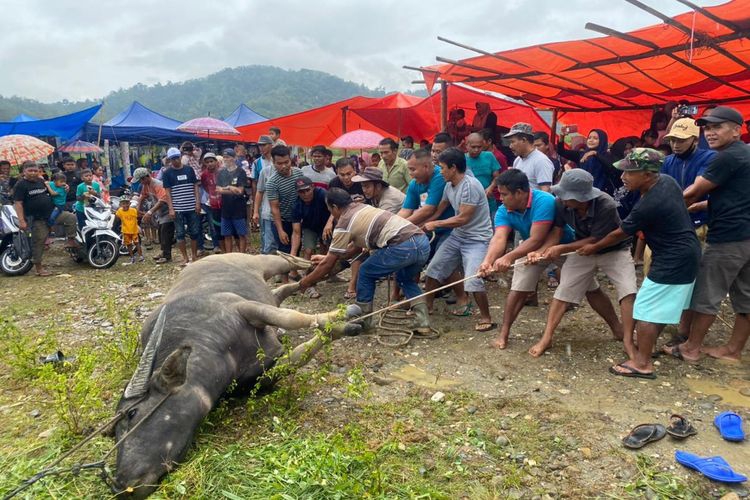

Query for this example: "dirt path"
[1,245,749,498]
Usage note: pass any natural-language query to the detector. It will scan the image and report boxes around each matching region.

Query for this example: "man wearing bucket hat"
[578,148,701,379]
[526,169,637,358]
[665,106,750,362]
[352,167,405,214]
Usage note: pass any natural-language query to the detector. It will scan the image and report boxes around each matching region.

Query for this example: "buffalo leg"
[272,283,300,306]
[248,255,312,280]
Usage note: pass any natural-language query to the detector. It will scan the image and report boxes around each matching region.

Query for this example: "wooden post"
[120,141,131,180]
[550,109,559,148]
[103,139,111,180]
[440,81,448,131]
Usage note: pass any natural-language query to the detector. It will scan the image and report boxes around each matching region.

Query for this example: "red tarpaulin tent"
[352,84,549,141]
[225,87,549,146]
[417,0,750,139]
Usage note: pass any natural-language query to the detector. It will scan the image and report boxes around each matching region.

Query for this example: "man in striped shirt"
[163,147,201,265]
[265,145,303,255]
[299,188,432,333]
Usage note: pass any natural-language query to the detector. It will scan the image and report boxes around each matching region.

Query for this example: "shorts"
[271,220,294,253]
[426,234,488,292]
[512,255,598,293]
[690,239,750,314]
[122,233,139,246]
[221,217,248,237]
[174,211,201,242]
[554,250,637,304]
[634,277,694,324]
[302,228,323,250]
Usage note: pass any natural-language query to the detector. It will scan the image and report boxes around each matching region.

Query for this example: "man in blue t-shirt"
[398,148,468,307]
[479,169,575,350]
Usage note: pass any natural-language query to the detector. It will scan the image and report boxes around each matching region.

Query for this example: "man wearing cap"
[353,167,405,214]
[506,123,554,192]
[253,138,279,255]
[665,106,750,362]
[422,147,495,332]
[291,176,330,297]
[217,149,249,253]
[579,148,700,378]
[162,146,202,265]
[180,141,202,177]
[302,145,336,190]
[199,153,222,252]
[134,167,174,263]
[299,188,432,334]
[526,169,637,358]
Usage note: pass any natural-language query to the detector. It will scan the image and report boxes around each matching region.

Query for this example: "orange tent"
[418,0,750,138]
[351,84,549,141]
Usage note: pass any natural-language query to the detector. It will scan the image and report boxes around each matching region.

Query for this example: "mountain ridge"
[0,65,395,122]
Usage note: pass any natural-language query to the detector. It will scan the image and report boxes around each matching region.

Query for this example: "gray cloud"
[0,0,725,102]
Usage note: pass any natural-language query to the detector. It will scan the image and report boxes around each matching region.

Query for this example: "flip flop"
[666,414,698,439]
[451,303,474,317]
[474,322,497,332]
[714,411,745,442]
[609,363,657,380]
[663,344,699,363]
[35,269,52,277]
[622,423,667,449]
[675,450,747,483]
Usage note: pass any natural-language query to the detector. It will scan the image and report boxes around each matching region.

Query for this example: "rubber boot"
[355,301,375,332]
[411,301,432,335]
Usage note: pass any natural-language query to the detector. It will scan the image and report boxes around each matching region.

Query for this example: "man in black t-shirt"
[13,161,78,276]
[216,158,249,253]
[579,149,700,379]
[60,158,80,210]
[667,106,750,362]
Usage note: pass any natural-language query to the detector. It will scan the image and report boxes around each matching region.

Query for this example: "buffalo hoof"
[344,322,363,337]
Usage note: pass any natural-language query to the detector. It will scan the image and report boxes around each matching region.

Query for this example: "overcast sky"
[1,0,726,102]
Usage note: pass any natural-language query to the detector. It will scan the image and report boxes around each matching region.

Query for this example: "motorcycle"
[68,196,120,269]
[0,204,33,276]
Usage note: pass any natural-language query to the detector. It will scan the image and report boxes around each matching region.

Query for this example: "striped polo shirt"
[329,203,422,254]
[162,165,198,212]
[265,167,303,222]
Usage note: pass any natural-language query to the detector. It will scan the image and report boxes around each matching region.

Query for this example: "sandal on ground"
[666,414,698,439]
[663,345,699,363]
[622,423,667,449]
[675,451,747,483]
[474,321,497,332]
[451,303,475,317]
[609,363,656,380]
[304,287,322,299]
[154,257,171,264]
[35,269,53,277]
[343,291,357,300]
[714,411,745,442]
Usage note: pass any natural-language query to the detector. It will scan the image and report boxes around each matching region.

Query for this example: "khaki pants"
[29,211,77,264]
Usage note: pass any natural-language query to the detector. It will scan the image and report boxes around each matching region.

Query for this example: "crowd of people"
[4,104,750,379]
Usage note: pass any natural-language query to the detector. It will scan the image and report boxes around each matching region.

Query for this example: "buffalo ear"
[154,346,191,392]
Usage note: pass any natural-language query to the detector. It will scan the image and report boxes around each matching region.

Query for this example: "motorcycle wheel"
[0,246,33,276]
[88,238,119,269]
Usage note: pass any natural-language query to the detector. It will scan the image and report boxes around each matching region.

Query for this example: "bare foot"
[702,345,742,362]
[490,334,508,349]
[528,338,552,357]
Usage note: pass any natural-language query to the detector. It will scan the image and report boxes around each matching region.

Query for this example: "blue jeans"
[48,206,64,227]
[271,220,293,254]
[203,205,222,248]
[174,211,202,242]
[357,234,430,303]
[76,210,87,229]
[260,218,278,255]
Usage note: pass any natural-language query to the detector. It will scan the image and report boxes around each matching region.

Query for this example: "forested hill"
[0,65,389,122]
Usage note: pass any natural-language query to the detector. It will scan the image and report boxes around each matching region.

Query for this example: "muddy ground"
[1,241,749,499]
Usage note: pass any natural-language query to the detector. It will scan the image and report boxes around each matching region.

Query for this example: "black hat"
[695,106,744,127]
[295,176,313,191]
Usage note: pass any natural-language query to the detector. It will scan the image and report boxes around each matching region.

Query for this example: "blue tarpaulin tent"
[82,101,198,144]
[0,105,102,139]
[223,104,267,127]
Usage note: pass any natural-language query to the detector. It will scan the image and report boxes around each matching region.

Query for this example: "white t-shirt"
[256,165,274,220]
[512,149,554,190]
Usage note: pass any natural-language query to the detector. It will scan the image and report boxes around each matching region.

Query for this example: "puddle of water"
[390,364,460,390]
[686,378,750,408]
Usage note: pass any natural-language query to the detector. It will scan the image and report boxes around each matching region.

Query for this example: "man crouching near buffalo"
[299,187,432,333]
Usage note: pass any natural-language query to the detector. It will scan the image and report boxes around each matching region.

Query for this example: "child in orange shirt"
[116,197,143,264]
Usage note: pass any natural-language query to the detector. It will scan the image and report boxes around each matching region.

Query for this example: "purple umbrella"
[177,117,240,137]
